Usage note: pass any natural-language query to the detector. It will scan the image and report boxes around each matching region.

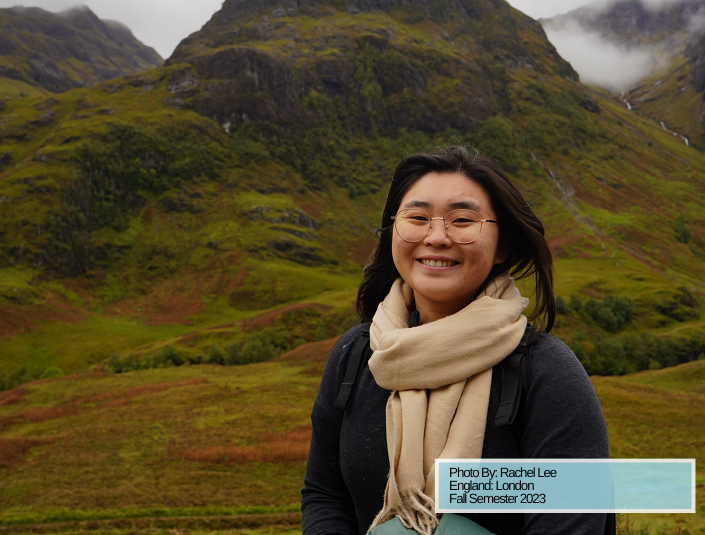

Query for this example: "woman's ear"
[494,240,509,265]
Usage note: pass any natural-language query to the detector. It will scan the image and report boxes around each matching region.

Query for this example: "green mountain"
[0,5,162,93]
[1,0,704,383]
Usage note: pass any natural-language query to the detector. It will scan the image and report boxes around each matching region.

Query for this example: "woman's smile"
[418,257,459,268]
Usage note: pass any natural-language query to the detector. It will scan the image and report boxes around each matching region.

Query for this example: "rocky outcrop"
[0,6,162,92]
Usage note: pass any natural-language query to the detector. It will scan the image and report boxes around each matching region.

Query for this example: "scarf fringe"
[370,491,438,535]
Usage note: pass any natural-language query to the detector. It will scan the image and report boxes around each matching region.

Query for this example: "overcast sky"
[0,0,593,60]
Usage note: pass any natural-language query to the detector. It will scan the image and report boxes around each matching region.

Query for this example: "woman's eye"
[404,212,429,222]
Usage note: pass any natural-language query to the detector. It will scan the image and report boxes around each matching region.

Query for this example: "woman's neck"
[415,295,472,324]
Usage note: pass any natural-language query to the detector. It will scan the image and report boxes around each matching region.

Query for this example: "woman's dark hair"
[356,145,555,333]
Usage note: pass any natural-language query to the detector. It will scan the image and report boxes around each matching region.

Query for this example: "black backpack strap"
[495,324,532,429]
[334,326,371,411]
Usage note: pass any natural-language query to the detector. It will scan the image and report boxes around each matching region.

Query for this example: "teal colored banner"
[435,459,695,513]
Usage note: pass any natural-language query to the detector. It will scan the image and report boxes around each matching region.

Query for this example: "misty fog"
[540,0,705,92]
[542,21,673,91]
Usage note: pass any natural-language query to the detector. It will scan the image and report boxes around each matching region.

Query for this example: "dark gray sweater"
[301,324,610,535]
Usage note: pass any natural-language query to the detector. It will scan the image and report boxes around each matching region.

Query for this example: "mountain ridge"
[0,5,163,93]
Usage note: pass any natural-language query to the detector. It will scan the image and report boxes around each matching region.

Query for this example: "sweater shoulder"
[529,332,590,381]
[326,323,370,367]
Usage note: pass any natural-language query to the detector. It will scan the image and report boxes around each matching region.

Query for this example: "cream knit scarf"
[367,275,529,535]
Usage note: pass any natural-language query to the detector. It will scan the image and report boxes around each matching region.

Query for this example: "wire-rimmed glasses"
[391,208,498,244]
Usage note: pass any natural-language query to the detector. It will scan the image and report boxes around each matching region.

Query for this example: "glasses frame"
[391,208,498,244]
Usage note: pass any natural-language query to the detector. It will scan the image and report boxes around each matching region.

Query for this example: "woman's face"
[391,172,504,323]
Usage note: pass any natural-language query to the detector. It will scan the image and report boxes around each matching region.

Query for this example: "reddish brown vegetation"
[243,302,330,332]
[33,372,105,386]
[105,251,246,327]
[0,436,53,468]
[0,291,85,340]
[177,331,200,345]
[178,425,312,464]
[100,378,209,407]
[547,235,583,259]
[0,378,209,430]
[0,405,81,431]
[0,387,26,406]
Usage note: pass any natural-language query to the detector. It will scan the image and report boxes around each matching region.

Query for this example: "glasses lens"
[444,210,482,243]
[395,209,430,242]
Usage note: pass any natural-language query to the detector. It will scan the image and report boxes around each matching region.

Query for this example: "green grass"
[0,361,322,521]
[0,77,52,100]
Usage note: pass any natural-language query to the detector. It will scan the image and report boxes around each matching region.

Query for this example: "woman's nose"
[423,218,452,246]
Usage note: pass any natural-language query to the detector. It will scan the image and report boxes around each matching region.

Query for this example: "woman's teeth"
[421,259,456,267]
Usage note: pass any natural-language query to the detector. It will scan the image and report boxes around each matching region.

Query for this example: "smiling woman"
[301,146,610,535]
[390,173,505,324]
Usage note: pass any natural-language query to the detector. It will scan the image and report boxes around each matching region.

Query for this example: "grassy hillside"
[1,71,704,383]
[593,362,705,534]
[625,55,705,150]
[0,345,702,534]
[0,0,704,387]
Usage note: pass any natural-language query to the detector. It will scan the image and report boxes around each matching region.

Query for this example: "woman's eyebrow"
[449,200,482,211]
[403,200,431,208]
[403,199,483,210]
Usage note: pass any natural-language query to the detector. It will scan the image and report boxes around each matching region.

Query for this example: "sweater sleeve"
[301,326,365,535]
[520,334,610,535]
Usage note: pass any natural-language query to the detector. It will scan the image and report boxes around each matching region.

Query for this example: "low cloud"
[543,20,673,91]
[687,6,705,34]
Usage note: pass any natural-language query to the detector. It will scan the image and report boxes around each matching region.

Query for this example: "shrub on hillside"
[39,367,64,380]
[239,328,289,364]
[656,286,699,322]
[206,344,226,365]
[555,295,568,315]
[570,330,705,376]
[106,345,185,373]
[224,342,243,366]
[673,215,691,244]
[0,366,28,392]
[584,296,633,332]
[569,294,583,312]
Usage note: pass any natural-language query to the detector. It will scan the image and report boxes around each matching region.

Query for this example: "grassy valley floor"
[0,340,703,534]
